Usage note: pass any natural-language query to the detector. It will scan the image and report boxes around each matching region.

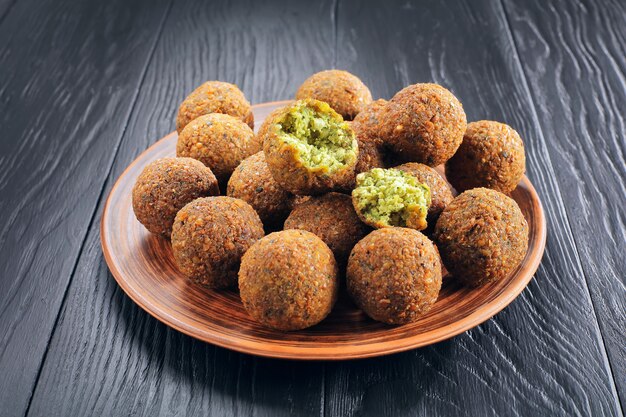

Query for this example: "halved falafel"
[177,113,260,185]
[284,192,370,267]
[239,229,339,331]
[445,120,526,194]
[171,197,264,288]
[381,83,466,166]
[262,99,358,195]
[295,70,372,120]
[176,81,253,132]
[131,157,219,237]
[434,188,528,286]
[352,168,431,230]
[347,227,442,325]
[395,162,454,226]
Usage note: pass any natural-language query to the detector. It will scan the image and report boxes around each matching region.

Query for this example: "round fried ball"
[132,157,219,237]
[284,193,370,267]
[176,81,253,132]
[347,227,442,325]
[262,99,358,195]
[239,229,339,331]
[395,162,454,226]
[350,99,390,175]
[445,120,526,194]
[177,113,260,185]
[227,152,293,227]
[381,83,467,166]
[171,197,264,288]
[296,70,372,120]
[351,99,388,148]
[434,188,528,286]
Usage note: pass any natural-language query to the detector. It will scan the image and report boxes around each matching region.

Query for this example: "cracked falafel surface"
[381,83,466,166]
[284,192,370,267]
[434,188,528,286]
[347,227,442,325]
[176,81,253,132]
[131,157,219,237]
[445,120,526,194]
[295,70,372,120]
[239,229,339,331]
[171,197,264,289]
[177,113,260,185]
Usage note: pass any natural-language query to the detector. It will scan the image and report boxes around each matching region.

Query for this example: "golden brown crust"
[261,100,357,195]
[176,81,253,132]
[171,197,264,288]
[380,83,466,166]
[394,162,454,226]
[295,70,372,120]
[239,230,339,331]
[350,99,388,149]
[176,113,260,184]
[226,152,293,227]
[434,188,528,286]
[445,120,526,194]
[131,157,219,237]
[347,228,442,324]
[284,193,370,267]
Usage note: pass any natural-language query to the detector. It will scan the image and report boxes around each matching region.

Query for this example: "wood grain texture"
[0,0,172,416]
[501,0,626,402]
[323,0,623,415]
[7,0,623,416]
[26,1,336,416]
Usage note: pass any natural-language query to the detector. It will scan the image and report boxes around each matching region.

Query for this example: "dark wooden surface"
[0,0,623,415]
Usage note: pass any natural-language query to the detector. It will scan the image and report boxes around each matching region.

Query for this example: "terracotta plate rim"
[101,100,547,361]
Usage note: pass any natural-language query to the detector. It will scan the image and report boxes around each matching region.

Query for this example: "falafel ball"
[239,229,339,331]
[132,157,219,237]
[351,99,388,149]
[352,168,431,230]
[227,152,293,228]
[347,227,442,325]
[445,120,526,194]
[295,70,372,120]
[284,193,370,267]
[381,83,466,166]
[171,197,264,288]
[262,99,358,195]
[434,188,528,286]
[176,81,254,132]
[177,113,260,185]
[395,162,454,225]
[350,100,389,172]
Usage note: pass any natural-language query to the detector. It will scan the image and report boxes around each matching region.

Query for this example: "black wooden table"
[0,0,624,415]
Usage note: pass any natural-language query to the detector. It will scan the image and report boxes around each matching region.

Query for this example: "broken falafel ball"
[262,99,358,195]
[352,168,431,230]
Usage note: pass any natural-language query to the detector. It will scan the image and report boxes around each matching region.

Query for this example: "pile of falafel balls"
[132,70,529,331]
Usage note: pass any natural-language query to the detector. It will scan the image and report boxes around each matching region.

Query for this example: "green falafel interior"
[352,168,431,230]
[276,100,357,173]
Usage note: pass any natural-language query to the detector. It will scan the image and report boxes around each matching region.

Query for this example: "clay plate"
[101,100,546,360]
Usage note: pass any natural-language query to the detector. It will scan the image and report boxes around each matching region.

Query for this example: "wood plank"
[501,0,626,402]
[0,0,16,25]
[0,0,172,415]
[25,0,336,415]
[324,0,622,415]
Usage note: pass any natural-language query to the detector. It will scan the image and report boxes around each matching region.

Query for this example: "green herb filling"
[276,101,357,173]
[352,168,431,229]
